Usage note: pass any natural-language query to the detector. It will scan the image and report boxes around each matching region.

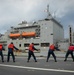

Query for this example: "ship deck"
[0,56,74,75]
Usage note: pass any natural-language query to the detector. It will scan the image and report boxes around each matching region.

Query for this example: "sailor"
[0,44,5,62]
[64,44,74,62]
[46,44,60,62]
[27,43,38,62]
[7,42,19,62]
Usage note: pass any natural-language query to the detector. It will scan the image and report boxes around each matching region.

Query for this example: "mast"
[47,4,52,19]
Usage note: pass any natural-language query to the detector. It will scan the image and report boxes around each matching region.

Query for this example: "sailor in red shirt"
[64,44,74,61]
[7,42,19,62]
[27,43,38,62]
[46,44,60,62]
[0,44,5,62]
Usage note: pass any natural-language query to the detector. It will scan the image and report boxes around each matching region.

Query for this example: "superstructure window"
[34,43,39,45]
[41,43,50,47]
[3,44,7,46]
[24,43,29,47]
[19,44,21,47]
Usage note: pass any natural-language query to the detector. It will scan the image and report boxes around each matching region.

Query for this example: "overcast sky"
[0,0,74,38]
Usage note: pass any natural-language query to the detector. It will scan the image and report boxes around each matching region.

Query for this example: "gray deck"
[0,56,74,75]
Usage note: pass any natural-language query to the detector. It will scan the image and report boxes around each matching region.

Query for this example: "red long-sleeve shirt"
[68,46,74,51]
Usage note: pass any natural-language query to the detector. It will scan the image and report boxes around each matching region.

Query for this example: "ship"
[0,5,64,56]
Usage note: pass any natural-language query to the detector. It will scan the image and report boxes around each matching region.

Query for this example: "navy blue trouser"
[7,51,15,62]
[28,50,37,61]
[47,49,56,61]
[65,50,74,61]
[0,51,4,62]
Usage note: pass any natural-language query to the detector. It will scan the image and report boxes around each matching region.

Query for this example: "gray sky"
[0,0,74,38]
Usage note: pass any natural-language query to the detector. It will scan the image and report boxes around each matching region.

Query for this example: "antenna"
[47,4,51,17]
[53,10,57,18]
[47,4,49,14]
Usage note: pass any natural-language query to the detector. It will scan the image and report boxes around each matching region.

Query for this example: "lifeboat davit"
[22,32,36,37]
[9,33,21,38]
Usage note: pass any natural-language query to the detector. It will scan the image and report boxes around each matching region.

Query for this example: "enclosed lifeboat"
[22,32,36,37]
[9,33,21,38]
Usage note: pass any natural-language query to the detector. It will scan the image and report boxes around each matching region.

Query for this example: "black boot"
[35,60,37,62]
[64,59,67,61]
[55,60,57,62]
[55,58,57,62]
[46,60,48,62]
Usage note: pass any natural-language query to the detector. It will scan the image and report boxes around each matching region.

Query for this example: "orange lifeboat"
[9,33,21,38]
[22,32,36,37]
